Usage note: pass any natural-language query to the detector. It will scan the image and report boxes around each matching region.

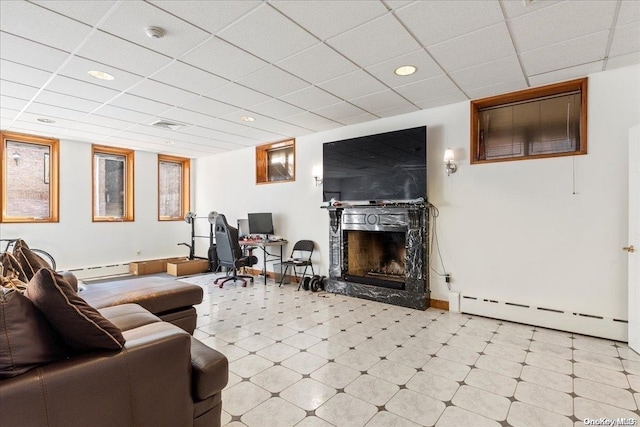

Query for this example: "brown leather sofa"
[0,303,229,427]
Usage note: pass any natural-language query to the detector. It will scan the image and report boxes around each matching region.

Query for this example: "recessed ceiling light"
[394,65,417,76]
[88,70,115,81]
[242,116,255,122]
[37,118,55,123]
[145,26,165,39]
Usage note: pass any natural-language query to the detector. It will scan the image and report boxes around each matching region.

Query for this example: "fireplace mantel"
[325,204,430,310]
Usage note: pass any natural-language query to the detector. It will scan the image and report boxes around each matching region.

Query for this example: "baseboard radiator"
[460,294,628,342]
[65,263,130,281]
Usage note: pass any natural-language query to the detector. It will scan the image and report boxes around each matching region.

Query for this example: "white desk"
[239,239,287,279]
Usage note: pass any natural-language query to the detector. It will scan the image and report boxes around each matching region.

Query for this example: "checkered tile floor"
[181,274,640,427]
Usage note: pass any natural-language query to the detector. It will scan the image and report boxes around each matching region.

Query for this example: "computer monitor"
[237,219,250,238]
[248,212,274,237]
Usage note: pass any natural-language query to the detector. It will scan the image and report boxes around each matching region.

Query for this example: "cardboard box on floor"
[129,257,186,275]
[167,259,210,276]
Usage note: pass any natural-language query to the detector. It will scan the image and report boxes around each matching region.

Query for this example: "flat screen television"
[248,212,274,236]
[322,126,427,202]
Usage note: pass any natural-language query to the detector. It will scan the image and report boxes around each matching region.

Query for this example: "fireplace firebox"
[326,204,429,310]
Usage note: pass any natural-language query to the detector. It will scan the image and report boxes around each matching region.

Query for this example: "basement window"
[471,78,587,163]
[92,145,134,222]
[158,154,190,221]
[256,139,295,184]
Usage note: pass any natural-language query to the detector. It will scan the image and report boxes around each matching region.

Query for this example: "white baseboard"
[65,263,130,280]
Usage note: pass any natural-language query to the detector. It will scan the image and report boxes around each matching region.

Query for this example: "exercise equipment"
[178,211,219,271]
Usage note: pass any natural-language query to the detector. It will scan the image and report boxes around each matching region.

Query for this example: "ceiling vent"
[151,119,184,130]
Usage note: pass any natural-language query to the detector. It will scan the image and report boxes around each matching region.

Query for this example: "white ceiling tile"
[394,75,464,104]
[0,80,39,100]
[312,102,367,122]
[449,55,525,92]
[1,108,20,120]
[204,83,271,108]
[181,96,241,118]
[199,118,283,142]
[14,111,77,128]
[108,93,173,116]
[166,126,242,149]
[93,105,154,124]
[127,80,199,107]
[528,61,604,86]
[276,43,359,85]
[35,90,101,113]
[80,114,136,130]
[0,32,69,72]
[510,1,617,52]
[159,108,214,126]
[47,75,121,103]
[224,111,308,136]
[327,14,421,68]
[415,93,469,110]
[32,0,118,26]
[385,1,415,11]
[610,22,640,57]
[522,31,609,76]
[0,60,51,88]
[339,113,379,126]
[1,95,29,111]
[285,112,340,132]
[0,1,92,52]
[270,0,388,41]
[606,51,640,70]
[98,1,210,59]
[502,0,563,19]
[58,56,145,91]
[236,66,308,98]
[218,4,318,63]
[9,119,67,136]
[428,22,516,72]
[374,104,420,118]
[149,1,261,35]
[618,0,640,26]
[126,124,190,141]
[177,125,256,146]
[318,70,387,100]
[280,86,342,111]
[25,102,88,121]
[349,89,414,113]
[248,99,305,120]
[152,62,228,95]
[66,121,119,136]
[465,78,529,100]
[76,30,172,76]
[365,49,443,88]
[395,0,504,46]
[181,37,268,81]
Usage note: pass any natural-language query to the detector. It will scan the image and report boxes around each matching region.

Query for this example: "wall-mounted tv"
[322,126,427,202]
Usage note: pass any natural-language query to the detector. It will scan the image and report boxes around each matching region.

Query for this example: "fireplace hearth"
[326,204,429,310]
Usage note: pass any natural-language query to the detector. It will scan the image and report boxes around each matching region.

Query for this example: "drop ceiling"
[1,0,638,158]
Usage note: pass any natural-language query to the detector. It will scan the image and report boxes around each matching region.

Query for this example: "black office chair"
[279,240,315,288]
[214,214,258,288]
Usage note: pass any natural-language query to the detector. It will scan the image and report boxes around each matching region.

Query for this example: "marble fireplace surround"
[325,204,430,310]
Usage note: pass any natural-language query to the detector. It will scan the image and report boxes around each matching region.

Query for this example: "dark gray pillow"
[25,269,125,352]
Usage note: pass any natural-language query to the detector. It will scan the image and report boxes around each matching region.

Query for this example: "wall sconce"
[12,152,20,166]
[443,148,457,176]
[312,165,323,186]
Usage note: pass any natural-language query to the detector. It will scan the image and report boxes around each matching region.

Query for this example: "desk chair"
[279,240,315,288]
[214,214,258,288]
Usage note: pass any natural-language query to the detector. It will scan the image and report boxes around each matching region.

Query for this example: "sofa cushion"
[99,303,161,332]
[0,288,68,378]
[14,246,50,281]
[0,252,28,283]
[189,336,229,400]
[25,269,125,352]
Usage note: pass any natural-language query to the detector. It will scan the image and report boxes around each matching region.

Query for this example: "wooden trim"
[158,154,190,221]
[91,145,135,222]
[429,298,450,311]
[470,78,588,164]
[255,138,295,184]
[1,131,59,223]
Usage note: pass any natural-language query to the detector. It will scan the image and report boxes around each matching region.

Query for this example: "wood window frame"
[470,78,588,164]
[158,154,190,221]
[255,139,295,184]
[0,131,59,223]
[91,145,134,222]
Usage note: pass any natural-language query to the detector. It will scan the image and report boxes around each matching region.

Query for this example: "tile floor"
[182,274,640,427]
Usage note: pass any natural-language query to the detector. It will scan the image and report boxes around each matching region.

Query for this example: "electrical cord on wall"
[427,203,451,291]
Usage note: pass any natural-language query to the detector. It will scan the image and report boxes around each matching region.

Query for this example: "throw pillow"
[0,287,68,378]
[25,269,126,352]
[14,246,50,281]
[0,252,28,284]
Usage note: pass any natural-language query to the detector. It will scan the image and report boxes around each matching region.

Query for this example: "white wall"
[195,65,640,337]
[0,140,191,270]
